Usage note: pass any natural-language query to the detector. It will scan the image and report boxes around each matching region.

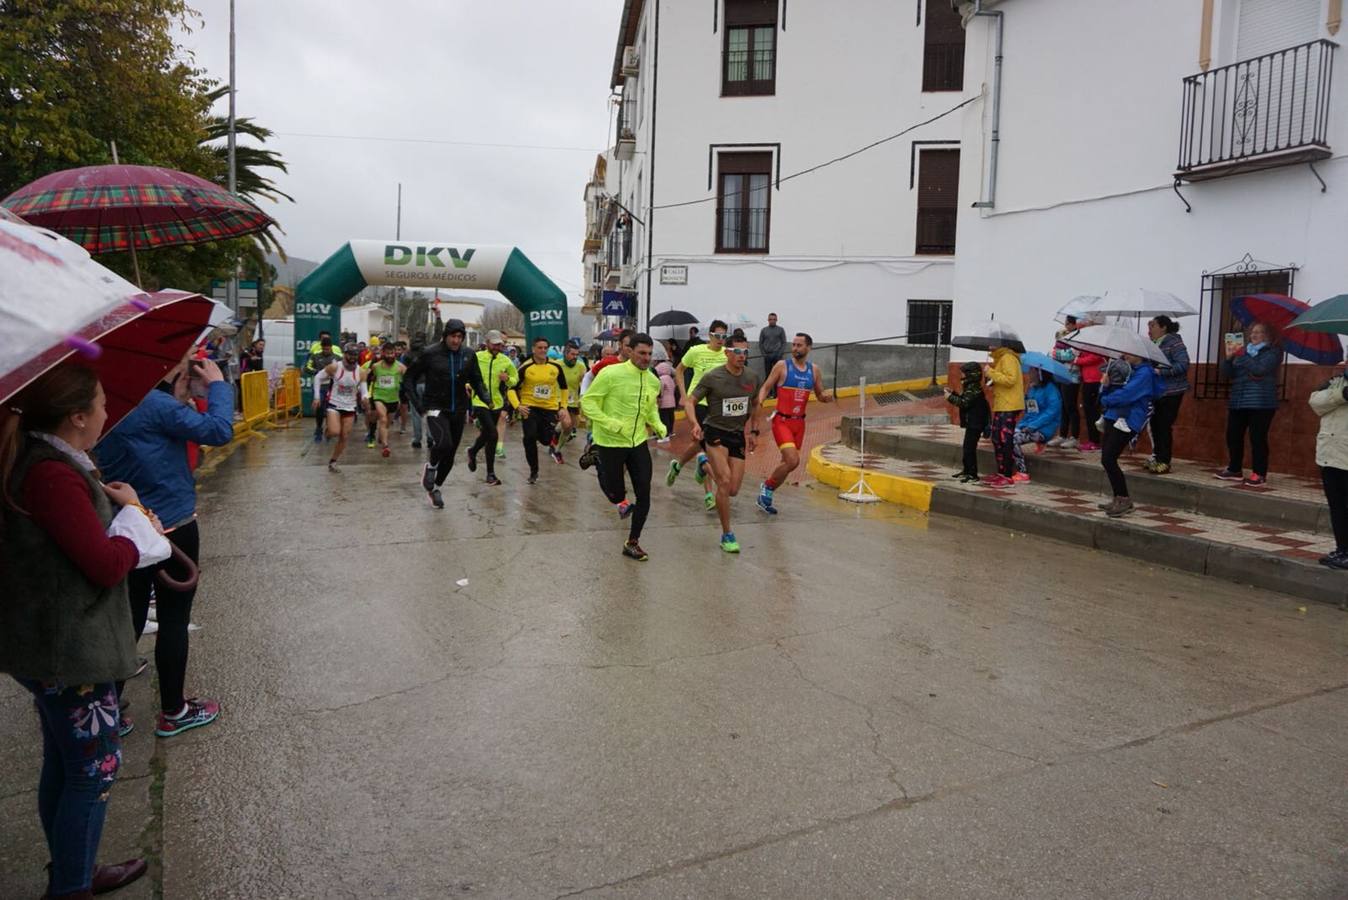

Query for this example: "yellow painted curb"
[832,376,941,400]
[806,444,933,512]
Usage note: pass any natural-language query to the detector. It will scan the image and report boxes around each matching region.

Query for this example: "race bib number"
[532,384,553,400]
[722,396,749,417]
[377,375,396,389]
[1026,399,1039,414]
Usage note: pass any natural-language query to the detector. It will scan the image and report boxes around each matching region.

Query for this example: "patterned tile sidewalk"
[864,421,1326,504]
[817,442,1337,561]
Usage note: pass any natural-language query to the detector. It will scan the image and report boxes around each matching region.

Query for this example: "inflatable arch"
[292,239,568,398]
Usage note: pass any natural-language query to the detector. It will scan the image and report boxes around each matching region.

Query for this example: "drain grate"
[874,391,917,406]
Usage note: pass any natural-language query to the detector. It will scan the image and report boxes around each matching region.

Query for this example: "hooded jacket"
[580,360,667,447]
[1310,374,1348,471]
[1019,378,1063,436]
[986,347,1025,413]
[1100,362,1158,433]
[403,340,489,414]
[947,365,990,431]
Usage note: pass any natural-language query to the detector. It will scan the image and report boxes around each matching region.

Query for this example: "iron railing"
[737,331,949,390]
[1177,39,1336,175]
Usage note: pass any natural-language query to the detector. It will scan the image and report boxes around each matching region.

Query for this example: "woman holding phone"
[96,354,234,738]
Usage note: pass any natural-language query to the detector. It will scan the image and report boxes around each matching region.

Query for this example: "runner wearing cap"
[516,337,573,484]
[467,330,519,486]
[754,332,833,514]
[404,318,490,508]
[311,343,369,472]
[684,333,762,553]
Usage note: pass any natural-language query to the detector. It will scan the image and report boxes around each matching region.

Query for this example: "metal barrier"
[235,370,271,438]
[271,367,301,427]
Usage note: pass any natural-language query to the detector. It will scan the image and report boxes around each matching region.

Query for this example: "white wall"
[613,0,970,343]
[952,0,1348,360]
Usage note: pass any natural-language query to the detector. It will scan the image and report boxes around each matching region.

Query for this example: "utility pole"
[392,183,402,338]
[226,0,239,316]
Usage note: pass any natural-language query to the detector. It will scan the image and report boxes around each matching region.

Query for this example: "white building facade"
[950,0,1347,371]
[595,0,976,345]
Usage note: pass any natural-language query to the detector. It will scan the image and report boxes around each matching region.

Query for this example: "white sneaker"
[147,603,157,623]
[1113,418,1132,434]
[1059,437,1078,450]
[1046,436,1064,448]
[142,620,159,636]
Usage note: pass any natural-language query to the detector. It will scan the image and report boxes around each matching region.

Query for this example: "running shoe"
[527,474,538,485]
[704,491,717,510]
[381,446,391,458]
[579,445,599,470]
[983,474,1014,487]
[1077,442,1100,451]
[720,533,741,554]
[1243,473,1268,487]
[312,431,322,444]
[485,474,502,486]
[327,460,339,473]
[757,483,777,515]
[665,460,682,485]
[1046,436,1064,448]
[1011,472,1031,483]
[496,443,506,459]
[429,489,444,510]
[622,540,649,561]
[551,448,565,465]
[421,463,437,493]
[118,716,134,739]
[366,438,376,449]
[1060,437,1079,450]
[467,449,478,472]
[958,474,980,484]
[693,454,709,485]
[617,499,633,519]
[155,697,220,738]
[1213,468,1243,481]
[1319,550,1348,569]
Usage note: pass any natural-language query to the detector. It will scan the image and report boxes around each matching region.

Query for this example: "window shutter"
[923,0,966,91]
[1237,0,1319,59]
[725,0,777,27]
[916,149,959,255]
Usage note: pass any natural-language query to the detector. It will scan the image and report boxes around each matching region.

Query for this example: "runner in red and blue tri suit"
[755,332,833,514]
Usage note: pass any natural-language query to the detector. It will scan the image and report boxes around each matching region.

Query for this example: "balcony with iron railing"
[614,95,636,161]
[1176,39,1337,182]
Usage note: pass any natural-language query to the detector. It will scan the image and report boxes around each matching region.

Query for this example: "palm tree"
[199,85,292,257]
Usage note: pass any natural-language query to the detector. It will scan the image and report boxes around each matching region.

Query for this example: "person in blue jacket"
[1097,354,1159,518]
[1011,367,1062,482]
[96,356,234,739]
[1214,322,1283,486]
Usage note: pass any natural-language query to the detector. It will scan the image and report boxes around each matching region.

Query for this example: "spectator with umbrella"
[1145,316,1190,474]
[951,320,1025,486]
[1287,295,1348,567]
[1214,322,1283,486]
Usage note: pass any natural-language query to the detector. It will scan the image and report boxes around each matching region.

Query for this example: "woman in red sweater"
[0,365,165,899]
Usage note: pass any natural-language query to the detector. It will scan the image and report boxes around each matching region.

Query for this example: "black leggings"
[961,425,981,477]
[1226,407,1276,476]
[1150,393,1184,464]
[1322,466,1348,552]
[468,407,501,475]
[1101,425,1131,498]
[124,521,201,714]
[1057,382,1080,439]
[521,408,557,475]
[1081,383,1101,443]
[597,443,653,541]
[659,407,676,437]
[426,408,467,486]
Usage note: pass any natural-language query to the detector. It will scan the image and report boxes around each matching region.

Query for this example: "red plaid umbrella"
[0,164,275,254]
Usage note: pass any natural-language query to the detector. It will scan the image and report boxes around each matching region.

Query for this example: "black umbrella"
[950,320,1026,354]
[648,309,699,327]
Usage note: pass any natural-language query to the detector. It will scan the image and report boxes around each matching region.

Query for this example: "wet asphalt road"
[3,424,1346,899]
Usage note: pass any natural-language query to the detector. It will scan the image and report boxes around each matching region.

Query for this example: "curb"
[806,445,933,511]
[809,443,1346,608]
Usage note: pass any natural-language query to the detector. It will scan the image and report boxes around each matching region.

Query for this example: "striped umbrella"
[1231,294,1344,365]
[1,164,275,255]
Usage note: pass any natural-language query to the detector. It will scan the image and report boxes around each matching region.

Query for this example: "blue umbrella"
[1021,350,1078,383]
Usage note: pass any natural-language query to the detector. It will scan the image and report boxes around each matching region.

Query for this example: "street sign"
[659,265,688,285]
[211,279,260,308]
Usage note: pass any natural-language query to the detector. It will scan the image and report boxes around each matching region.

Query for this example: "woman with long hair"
[0,364,166,898]
[1146,315,1190,473]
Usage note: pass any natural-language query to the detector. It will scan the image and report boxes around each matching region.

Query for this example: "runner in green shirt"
[367,342,406,458]
[666,319,728,509]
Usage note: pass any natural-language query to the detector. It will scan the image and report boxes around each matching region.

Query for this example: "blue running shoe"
[693,453,709,485]
[757,483,777,515]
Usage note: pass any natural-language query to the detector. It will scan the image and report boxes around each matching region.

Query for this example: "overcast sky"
[177,0,622,302]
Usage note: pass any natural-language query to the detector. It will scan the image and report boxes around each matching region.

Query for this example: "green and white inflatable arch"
[293,239,568,401]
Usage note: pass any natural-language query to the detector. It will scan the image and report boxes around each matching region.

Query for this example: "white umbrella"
[1061,324,1171,367]
[951,319,1026,353]
[1056,295,1100,321]
[1089,288,1197,318]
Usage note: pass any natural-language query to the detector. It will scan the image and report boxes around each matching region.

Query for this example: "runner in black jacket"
[404,318,490,508]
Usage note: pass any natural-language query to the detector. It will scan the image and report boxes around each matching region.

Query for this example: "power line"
[273,131,603,154]
[653,93,982,211]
